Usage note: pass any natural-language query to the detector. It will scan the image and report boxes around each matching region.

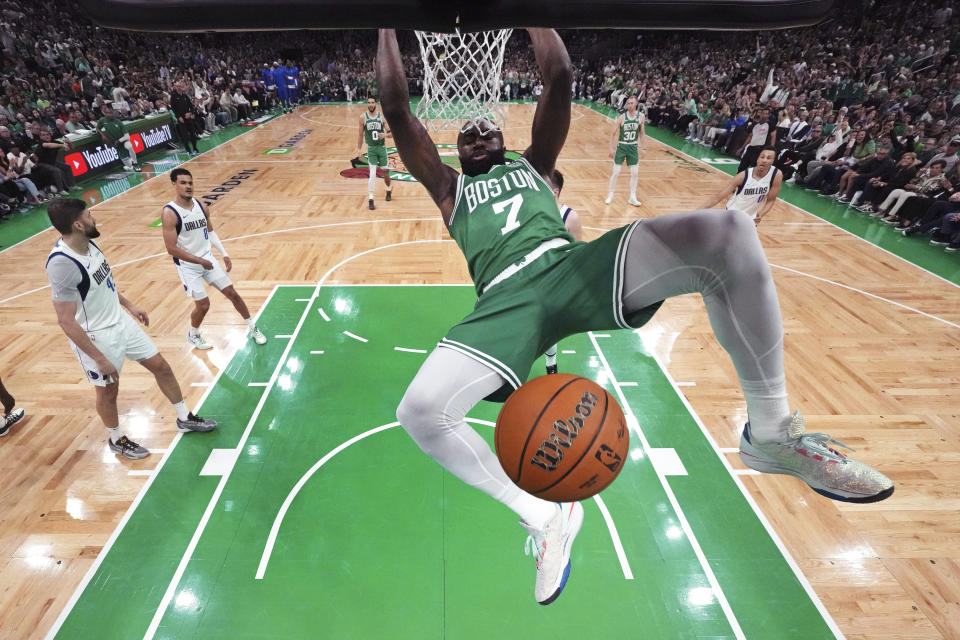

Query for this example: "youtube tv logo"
[64,152,89,177]
[129,133,145,153]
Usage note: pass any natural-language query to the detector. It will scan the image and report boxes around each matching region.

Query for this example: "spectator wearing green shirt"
[97,104,137,171]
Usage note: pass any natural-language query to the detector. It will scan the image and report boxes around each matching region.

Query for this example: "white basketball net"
[414,29,513,131]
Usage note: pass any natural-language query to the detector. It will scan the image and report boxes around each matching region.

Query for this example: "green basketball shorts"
[440,220,663,402]
[366,145,388,168]
[614,143,639,166]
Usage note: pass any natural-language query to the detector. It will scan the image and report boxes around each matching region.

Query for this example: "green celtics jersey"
[618,112,641,145]
[364,111,386,147]
[97,116,126,142]
[448,157,574,295]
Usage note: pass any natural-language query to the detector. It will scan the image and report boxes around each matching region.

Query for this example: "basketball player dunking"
[355,97,393,210]
[45,199,216,460]
[161,168,267,350]
[605,94,646,206]
[378,28,892,606]
[700,146,783,225]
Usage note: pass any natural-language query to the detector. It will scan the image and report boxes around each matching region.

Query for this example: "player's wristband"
[209,231,228,257]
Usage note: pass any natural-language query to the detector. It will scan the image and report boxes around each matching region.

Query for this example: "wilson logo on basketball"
[529,391,599,472]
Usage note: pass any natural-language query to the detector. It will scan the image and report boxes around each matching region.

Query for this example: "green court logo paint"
[263,148,292,155]
[340,144,522,183]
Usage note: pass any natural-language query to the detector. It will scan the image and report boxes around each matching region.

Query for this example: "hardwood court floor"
[0,103,958,639]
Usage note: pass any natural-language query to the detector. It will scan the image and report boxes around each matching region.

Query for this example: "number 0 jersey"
[164,198,211,265]
[448,157,574,295]
[364,111,386,148]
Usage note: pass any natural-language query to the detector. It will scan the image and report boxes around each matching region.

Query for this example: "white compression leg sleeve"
[629,165,639,200]
[368,164,377,197]
[608,163,622,194]
[396,347,559,529]
[620,210,790,442]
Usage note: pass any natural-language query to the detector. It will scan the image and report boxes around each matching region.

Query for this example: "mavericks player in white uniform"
[161,168,267,350]
[45,199,217,460]
[700,146,783,226]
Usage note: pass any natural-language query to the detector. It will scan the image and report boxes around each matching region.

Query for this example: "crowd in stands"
[0,0,957,250]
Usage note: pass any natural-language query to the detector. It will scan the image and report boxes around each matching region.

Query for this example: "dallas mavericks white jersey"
[46,238,123,331]
[165,199,211,264]
[726,166,778,219]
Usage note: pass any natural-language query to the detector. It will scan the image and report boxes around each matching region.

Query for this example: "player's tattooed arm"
[524,28,573,181]
[377,29,457,222]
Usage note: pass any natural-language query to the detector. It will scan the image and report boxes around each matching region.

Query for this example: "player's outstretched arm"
[376,29,456,221]
[697,172,742,210]
[524,28,573,179]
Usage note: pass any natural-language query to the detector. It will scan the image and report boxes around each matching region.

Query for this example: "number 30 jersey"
[448,157,574,295]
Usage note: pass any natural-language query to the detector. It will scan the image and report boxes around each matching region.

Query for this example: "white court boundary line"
[0,218,439,306]
[578,103,960,292]
[0,106,296,257]
[254,418,634,581]
[646,347,845,639]
[588,331,745,639]
[141,239,454,639]
[43,284,282,640]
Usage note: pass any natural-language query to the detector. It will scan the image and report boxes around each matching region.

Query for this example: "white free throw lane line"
[646,347,845,639]
[394,347,427,353]
[309,350,324,355]
[274,334,293,339]
[588,331,745,639]
[318,308,330,321]
[615,381,638,387]
[255,418,635,582]
[247,382,269,387]
[45,285,283,640]
[144,241,455,638]
[343,331,368,343]
[295,298,311,302]
[593,333,611,338]
[561,350,576,354]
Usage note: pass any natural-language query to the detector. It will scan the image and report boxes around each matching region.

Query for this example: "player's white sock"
[544,345,558,367]
[245,317,256,329]
[608,163,621,195]
[172,401,189,421]
[386,185,392,192]
[740,375,792,443]
[507,493,558,529]
[189,326,200,337]
[629,165,639,200]
[106,426,125,443]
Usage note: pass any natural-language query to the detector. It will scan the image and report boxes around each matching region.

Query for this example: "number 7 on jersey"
[494,194,523,235]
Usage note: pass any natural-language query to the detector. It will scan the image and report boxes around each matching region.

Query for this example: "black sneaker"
[946,243,960,252]
[385,191,392,201]
[368,198,376,210]
[0,408,25,437]
[930,235,950,246]
[177,412,217,433]
[545,364,558,375]
[109,435,149,459]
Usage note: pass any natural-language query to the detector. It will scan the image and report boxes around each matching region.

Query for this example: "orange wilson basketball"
[495,374,629,502]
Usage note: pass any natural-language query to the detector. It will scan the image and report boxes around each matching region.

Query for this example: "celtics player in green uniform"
[378,28,893,607]
[605,94,646,206]
[97,104,138,172]
[355,97,392,210]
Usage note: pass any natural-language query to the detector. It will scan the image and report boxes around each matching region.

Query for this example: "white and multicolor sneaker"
[248,326,267,345]
[739,411,894,503]
[186,331,213,350]
[521,502,584,605]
